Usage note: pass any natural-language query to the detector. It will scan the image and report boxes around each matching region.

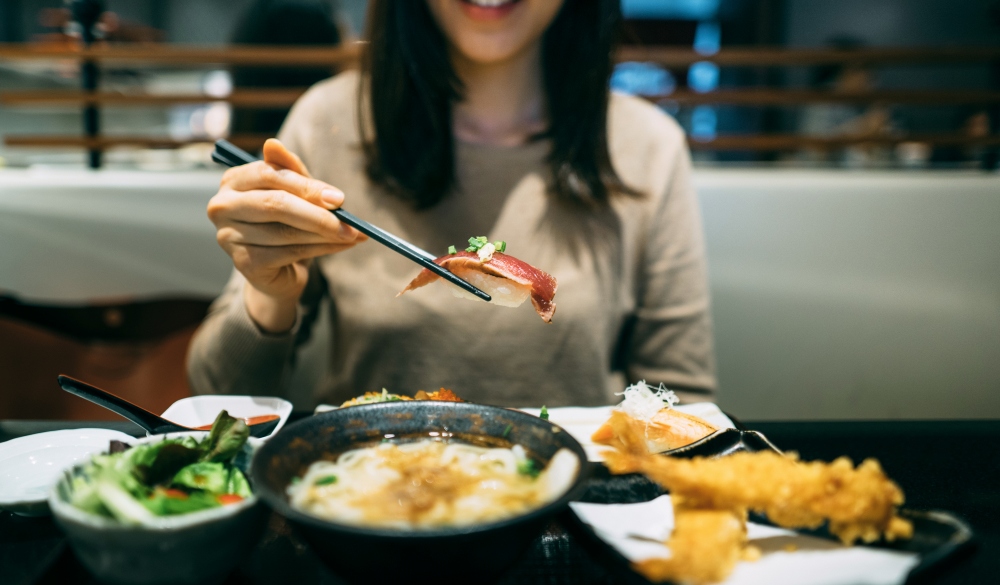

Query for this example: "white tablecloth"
[0,169,230,303]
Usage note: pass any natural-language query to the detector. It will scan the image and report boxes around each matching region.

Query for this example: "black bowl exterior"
[251,401,589,584]
[293,512,552,584]
[52,501,267,585]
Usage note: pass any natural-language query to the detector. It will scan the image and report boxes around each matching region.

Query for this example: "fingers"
[216,221,338,247]
[229,242,358,275]
[211,139,367,258]
[209,189,360,242]
[222,162,345,210]
[262,139,347,212]
[262,138,310,177]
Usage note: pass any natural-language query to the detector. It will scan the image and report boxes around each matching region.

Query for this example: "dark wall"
[6,0,364,43]
[785,0,1000,48]
[783,0,1000,135]
[0,0,25,42]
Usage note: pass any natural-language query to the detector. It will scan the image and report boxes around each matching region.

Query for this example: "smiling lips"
[459,0,523,21]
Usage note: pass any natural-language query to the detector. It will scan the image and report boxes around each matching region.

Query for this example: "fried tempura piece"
[342,388,465,406]
[413,388,464,402]
[604,410,649,454]
[605,449,913,545]
[603,420,912,584]
[340,390,413,407]
[635,497,748,585]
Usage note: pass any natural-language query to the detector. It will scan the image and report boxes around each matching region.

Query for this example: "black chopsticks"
[212,140,491,302]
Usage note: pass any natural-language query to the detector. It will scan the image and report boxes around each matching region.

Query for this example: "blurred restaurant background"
[0,0,997,422]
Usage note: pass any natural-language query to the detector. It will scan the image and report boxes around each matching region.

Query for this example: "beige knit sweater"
[187,71,716,408]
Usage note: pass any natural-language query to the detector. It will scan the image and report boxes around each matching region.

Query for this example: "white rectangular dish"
[161,395,292,439]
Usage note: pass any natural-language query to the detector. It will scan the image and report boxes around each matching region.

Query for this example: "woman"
[187,0,716,408]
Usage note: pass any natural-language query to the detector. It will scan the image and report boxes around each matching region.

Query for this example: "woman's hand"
[208,139,365,333]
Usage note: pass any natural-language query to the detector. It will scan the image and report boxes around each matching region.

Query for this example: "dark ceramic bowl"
[49,433,268,585]
[251,401,589,584]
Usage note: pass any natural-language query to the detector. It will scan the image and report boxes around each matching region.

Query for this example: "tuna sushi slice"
[399,250,557,323]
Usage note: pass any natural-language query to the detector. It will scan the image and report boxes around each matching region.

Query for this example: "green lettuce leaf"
[225,468,252,498]
[135,443,201,486]
[200,410,249,463]
[94,475,156,525]
[171,462,230,494]
[141,489,220,515]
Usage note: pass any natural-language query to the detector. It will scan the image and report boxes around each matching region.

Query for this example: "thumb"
[262,138,311,177]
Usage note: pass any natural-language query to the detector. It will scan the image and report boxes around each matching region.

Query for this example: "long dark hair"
[359,0,638,210]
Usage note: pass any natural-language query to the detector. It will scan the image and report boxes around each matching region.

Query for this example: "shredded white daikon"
[477,242,496,262]
[614,381,678,421]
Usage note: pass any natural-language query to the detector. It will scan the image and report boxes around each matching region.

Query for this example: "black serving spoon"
[57,375,281,438]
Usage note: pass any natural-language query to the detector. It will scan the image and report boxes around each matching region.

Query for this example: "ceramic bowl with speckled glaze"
[251,401,589,584]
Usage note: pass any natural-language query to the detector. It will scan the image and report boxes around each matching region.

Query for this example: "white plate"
[518,403,736,462]
[0,428,135,516]
[160,395,292,439]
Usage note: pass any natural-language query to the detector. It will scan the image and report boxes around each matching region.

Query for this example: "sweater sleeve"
[186,270,299,396]
[185,83,330,398]
[625,137,717,403]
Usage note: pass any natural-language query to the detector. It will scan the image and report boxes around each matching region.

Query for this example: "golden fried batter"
[636,498,748,585]
[413,388,464,402]
[605,449,913,545]
[601,409,914,583]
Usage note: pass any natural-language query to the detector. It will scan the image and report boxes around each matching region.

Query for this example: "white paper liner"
[570,496,920,585]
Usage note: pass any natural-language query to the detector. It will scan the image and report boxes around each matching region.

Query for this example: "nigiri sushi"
[399,238,557,323]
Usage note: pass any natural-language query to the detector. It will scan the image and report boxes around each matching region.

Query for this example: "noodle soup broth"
[287,435,579,530]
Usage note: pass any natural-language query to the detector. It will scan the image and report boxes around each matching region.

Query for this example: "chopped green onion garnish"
[540,406,549,420]
[493,241,506,253]
[315,475,337,486]
[517,459,541,478]
[448,245,457,255]
[465,236,491,253]
[502,424,513,438]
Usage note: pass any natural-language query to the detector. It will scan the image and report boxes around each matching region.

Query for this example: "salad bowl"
[49,431,267,585]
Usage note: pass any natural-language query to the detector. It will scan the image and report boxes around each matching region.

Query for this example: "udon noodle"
[287,439,579,529]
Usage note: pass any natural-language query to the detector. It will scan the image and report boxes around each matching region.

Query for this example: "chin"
[453,32,531,65]
[426,0,564,64]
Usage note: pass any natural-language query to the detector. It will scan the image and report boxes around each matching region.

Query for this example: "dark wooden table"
[2,419,997,585]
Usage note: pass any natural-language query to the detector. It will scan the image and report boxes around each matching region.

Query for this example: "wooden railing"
[616,46,1000,67]
[4,87,999,108]
[2,42,998,160]
[0,43,361,66]
[3,43,997,66]
[3,134,271,152]
[687,134,1000,151]
[0,89,304,107]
